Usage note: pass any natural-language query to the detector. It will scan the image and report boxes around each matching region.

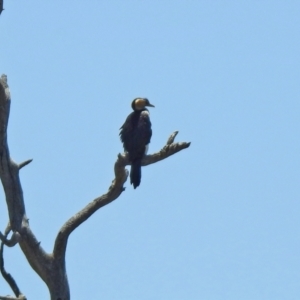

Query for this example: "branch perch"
[53,131,190,259]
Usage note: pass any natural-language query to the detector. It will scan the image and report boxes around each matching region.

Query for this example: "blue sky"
[0,1,300,299]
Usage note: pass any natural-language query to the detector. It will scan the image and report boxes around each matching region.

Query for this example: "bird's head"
[131,98,155,111]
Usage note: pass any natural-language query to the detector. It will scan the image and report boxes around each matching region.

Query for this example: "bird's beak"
[147,103,155,108]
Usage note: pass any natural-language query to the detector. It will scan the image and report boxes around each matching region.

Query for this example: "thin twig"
[166,131,178,145]
[18,159,33,170]
[0,228,23,298]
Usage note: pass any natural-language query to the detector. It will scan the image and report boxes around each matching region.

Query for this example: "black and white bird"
[120,98,154,188]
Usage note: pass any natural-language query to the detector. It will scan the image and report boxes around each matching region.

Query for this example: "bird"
[120,98,155,189]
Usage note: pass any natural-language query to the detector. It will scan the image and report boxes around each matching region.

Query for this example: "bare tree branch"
[0,76,69,299]
[18,159,33,170]
[0,296,26,300]
[166,131,178,145]
[142,135,191,166]
[53,153,128,260]
[53,132,190,259]
[0,227,24,299]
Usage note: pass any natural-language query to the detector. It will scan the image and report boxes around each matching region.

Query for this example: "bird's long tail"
[130,159,142,189]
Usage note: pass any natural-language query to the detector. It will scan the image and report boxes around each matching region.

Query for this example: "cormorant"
[120,98,155,189]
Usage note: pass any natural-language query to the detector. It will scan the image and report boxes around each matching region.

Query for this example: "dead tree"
[0,75,190,300]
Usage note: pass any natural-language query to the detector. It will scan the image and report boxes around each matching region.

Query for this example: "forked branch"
[0,231,21,247]
[54,132,190,259]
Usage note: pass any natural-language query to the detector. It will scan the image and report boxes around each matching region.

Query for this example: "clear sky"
[0,1,300,299]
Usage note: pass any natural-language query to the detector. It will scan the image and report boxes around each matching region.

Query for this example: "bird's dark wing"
[120,111,135,149]
[137,110,152,146]
[120,110,152,162]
